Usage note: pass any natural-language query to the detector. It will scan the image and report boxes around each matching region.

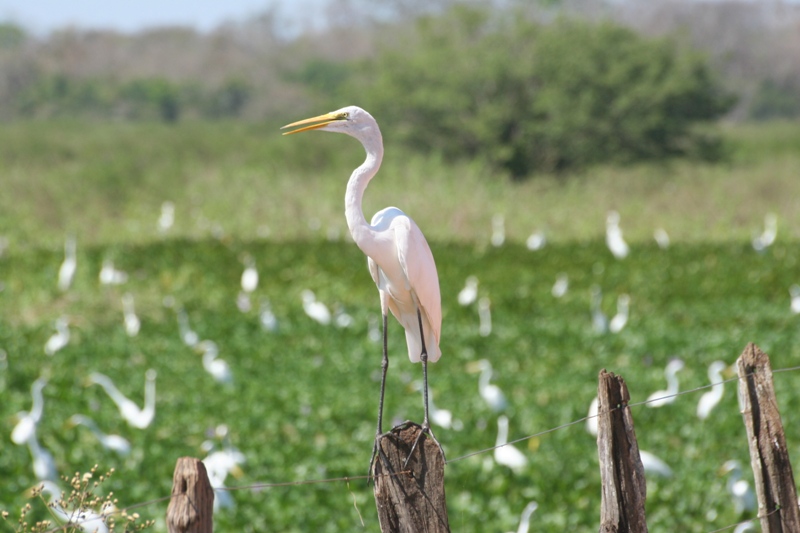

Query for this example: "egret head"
[282,106,380,143]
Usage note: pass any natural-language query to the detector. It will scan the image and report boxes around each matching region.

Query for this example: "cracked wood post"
[166,457,214,533]
[372,422,450,532]
[597,370,648,533]
[736,343,800,532]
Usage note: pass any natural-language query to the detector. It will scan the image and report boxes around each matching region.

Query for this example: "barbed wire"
[34,363,800,533]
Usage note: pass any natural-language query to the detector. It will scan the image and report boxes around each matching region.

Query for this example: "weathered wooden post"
[166,457,215,533]
[372,422,450,533]
[736,343,800,532]
[597,370,648,533]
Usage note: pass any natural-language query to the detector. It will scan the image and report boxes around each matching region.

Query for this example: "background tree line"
[0,0,798,175]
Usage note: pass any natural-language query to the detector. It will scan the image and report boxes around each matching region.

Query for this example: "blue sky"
[0,0,329,34]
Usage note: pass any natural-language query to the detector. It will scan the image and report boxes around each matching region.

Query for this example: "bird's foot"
[401,420,443,468]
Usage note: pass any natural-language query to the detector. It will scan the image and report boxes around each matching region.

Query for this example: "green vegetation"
[353,8,732,176]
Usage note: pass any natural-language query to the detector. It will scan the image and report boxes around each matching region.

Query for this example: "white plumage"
[89,369,157,429]
[605,211,629,259]
[697,360,727,420]
[646,359,684,408]
[494,415,527,472]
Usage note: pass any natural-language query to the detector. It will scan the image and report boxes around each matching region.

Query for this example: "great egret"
[99,258,128,285]
[608,294,630,334]
[720,460,756,516]
[639,450,673,478]
[196,340,233,384]
[551,273,568,298]
[605,211,629,259]
[654,228,670,249]
[11,377,48,445]
[89,369,156,429]
[57,236,77,291]
[240,255,259,293]
[67,414,131,456]
[457,276,479,306]
[697,360,727,420]
[506,501,538,533]
[202,444,245,511]
[526,230,546,251]
[121,293,141,337]
[468,359,507,412]
[752,213,777,251]
[27,430,57,481]
[646,359,684,408]
[301,289,331,325]
[491,214,505,247]
[283,106,442,463]
[494,415,527,472]
[44,316,70,356]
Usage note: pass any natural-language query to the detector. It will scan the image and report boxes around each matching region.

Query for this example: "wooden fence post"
[736,343,800,532]
[166,457,215,533]
[597,370,648,533]
[372,421,450,533]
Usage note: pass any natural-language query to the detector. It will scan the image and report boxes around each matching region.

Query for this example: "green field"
[2,121,800,532]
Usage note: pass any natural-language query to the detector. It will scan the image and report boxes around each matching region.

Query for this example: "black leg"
[404,308,438,467]
[369,312,390,477]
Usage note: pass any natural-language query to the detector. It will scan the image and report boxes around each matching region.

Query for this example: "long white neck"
[496,416,509,447]
[344,131,384,251]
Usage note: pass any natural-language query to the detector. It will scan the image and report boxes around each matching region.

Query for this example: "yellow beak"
[281,112,344,135]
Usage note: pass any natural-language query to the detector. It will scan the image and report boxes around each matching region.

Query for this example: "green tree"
[352,7,734,177]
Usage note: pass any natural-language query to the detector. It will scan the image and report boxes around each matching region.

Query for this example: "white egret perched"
[608,294,630,334]
[697,360,727,420]
[646,358,685,408]
[11,377,48,445]
[468,359,507,412]
[67,414,131,456]
[89,369,157,429]
[301,289,331,325]
[494,415,527,472]
[44,316,70,356]
[491,214,505,247]
[752,212,777,251]
[27,430,57,481]
[457,276,479,306]
[605,211,629,259]
[237,255,259,312]
[196,340,233,384]
[283,106,442,464]
[176,307,199,347]
[789,284,800,314]
[506,501,539,533]
[57,236,77,291]
[99,258,128,285]
[551,273,568,298]
[121,293,141,337]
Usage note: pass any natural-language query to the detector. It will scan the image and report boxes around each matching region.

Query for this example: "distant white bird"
[506,501,539,533]
[478,296,492,337]
[605,211,629,259]
[89,369,156,429]
[27,430,57,481]
[259,299,278,332]
[240,256,259,294]
[196,340,233,384]
[11,377,47,445]
[99,258,128,285]
[121,293,141,337]
[38,480,112,533]
[202,445,246,511]
[469,359,507,412]
[457,276,479,306]
[491,214,505,247]
[639,450,673,478]
[301,289,331,325]
[608,294,630,334]
[236,291,252,313]
[752,213,777,251]
[654,228,670,249]
[697,361,727,420]
[67,414,131,456]
[586,396,599,436]
[158,201,175,233]
[526,230,546,251]
[720,460,756,516]
[790,285,800,314]
[494,415,527,472]
[57,236,77,291]
[177,307,199,347]
[591,285,608,334]
[646,359,685,408]
[44,316,70,356]
[551,273,568,298]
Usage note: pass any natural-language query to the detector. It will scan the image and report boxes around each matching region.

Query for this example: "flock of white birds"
[9,203,785,531]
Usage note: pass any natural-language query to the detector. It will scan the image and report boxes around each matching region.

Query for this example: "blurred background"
[2,1,800,532]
